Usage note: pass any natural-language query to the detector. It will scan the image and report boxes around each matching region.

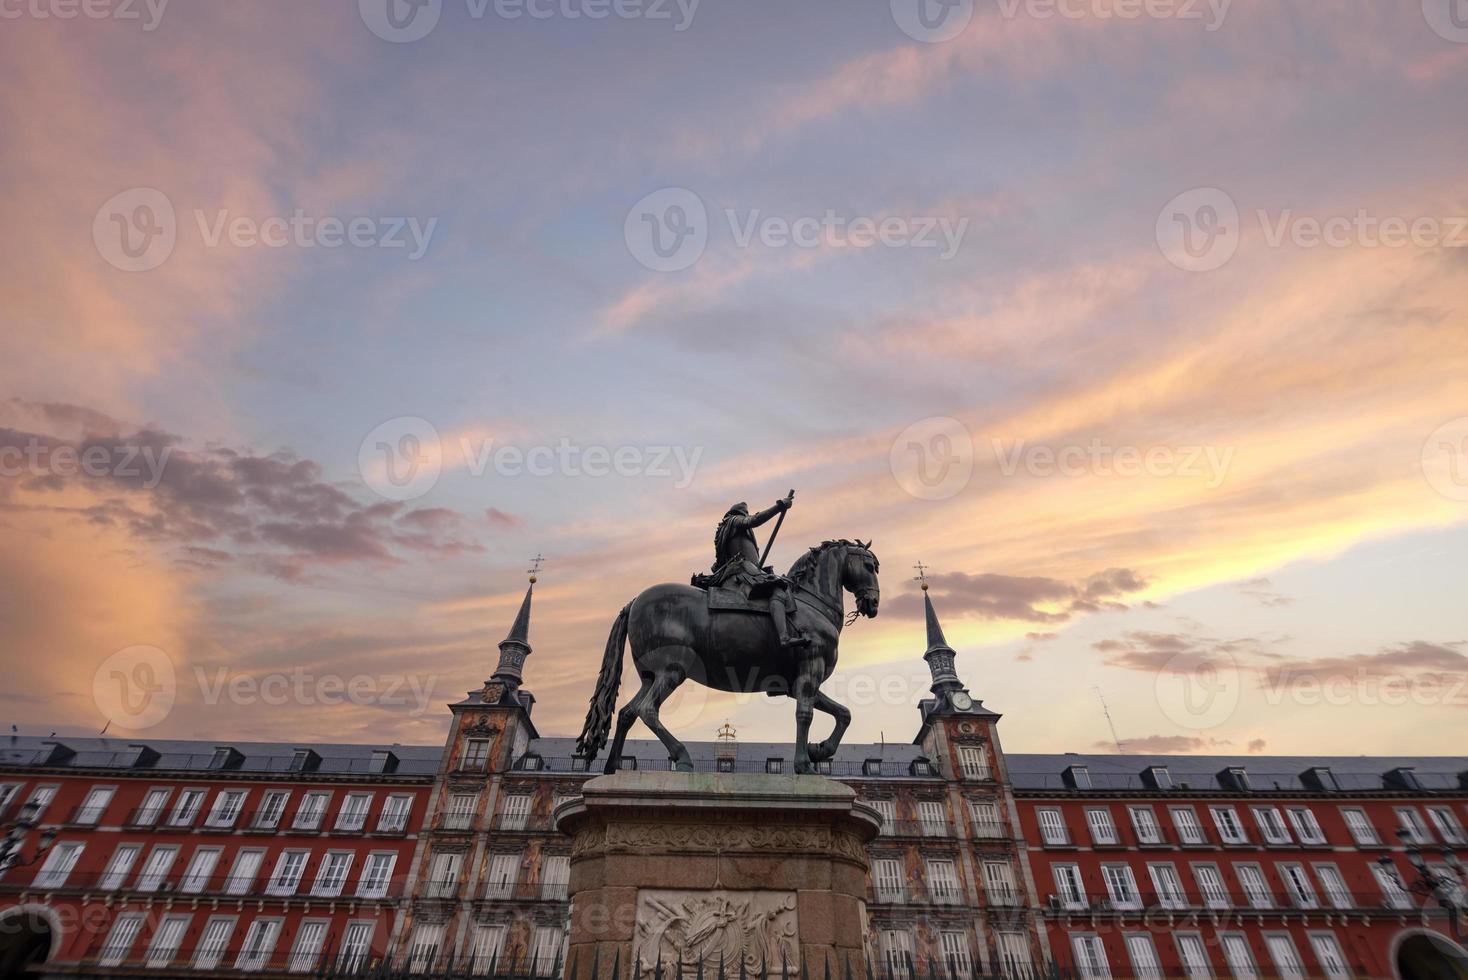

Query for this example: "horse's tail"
[575,602,631,763]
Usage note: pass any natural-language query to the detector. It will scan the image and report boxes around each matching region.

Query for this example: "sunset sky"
[2,0,1466,758]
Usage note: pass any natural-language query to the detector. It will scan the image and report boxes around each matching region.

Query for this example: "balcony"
[0,869,401,902]
[870,884,967,907]
[436,812,476,832]
[478,880,571,904]
[1037,888,1422,917]
[971,819,1007,839]
[882,820,954,840]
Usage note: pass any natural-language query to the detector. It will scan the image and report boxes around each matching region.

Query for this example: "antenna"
[1092,686,1126,754]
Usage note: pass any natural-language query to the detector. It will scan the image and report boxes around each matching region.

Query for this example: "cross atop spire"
[526,554,545,583]
[913,560,930,590]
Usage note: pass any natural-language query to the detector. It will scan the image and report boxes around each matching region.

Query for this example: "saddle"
[691,558,780,613]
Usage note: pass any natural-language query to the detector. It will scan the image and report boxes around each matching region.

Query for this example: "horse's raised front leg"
[806,689,850,764]
[792,659,823,774]
[639,657,695,772]
[604,674,654,775]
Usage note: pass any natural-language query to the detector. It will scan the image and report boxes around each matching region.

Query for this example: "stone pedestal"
[555,771,879,978]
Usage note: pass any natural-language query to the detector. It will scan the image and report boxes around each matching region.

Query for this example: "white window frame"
[427,851,463,899]
[918,800,947,836]
[99,913,145,966]
[294,791,331,830]
[1148,862,1188,910]
[1373,863,1414,909]
[33,840,85,888]
[1193,863,1229,909]
[1396,807,1432,844]
[169,788,206,827]
[225,848,266,895]
[957,745,991,780]
[335,792,373,831]
[1125,935,1163,979]
[1171,806,1205,845]
[135,787,170,825]
[1220,934,1258,980]
[99,843,142,890]
[1176,933,1213,980]
[1071,935,1112,979]
[460,739,490,771]
[868,799,896,833]
[206,789,249,828]
[1252,806,1291,845]
[1308,933,1351,980]
[485,851,519,899]
[357,851,398,898]
[136,844,179,892]
[1038,807,1070,845]
[1102,864,1141,910]
[312,850,355,897]
[379,793,413,832]
[939,931,973,974]
[145,914,191,967]
[882,930,914,978]
[1280,863,1318,909]
[983,859,1018,906]
[235,917,283,972]
[875,857,904,902]
[337,921,375,972]
[1236,863,1273,909]
[193,917,237,969]
[969,800,1002,837]
[1211,806,1247,844]
[289,919,330,973]
[542,853,570,898]
[75,786,115,825]
[407,922,445,974]
[254,790,290,829]
[267,849,311,896]
[1054,863,1086,910]
[1287,807,1326,845]
[1264,935,1305,980]
[1428,806,1466,844]
[501,793,532,831]
[180,846,223,893]
[1086,807,1119,845]
[1314,863,1352,910]
[1129,806,1162,844]
[471,925,508,972]
[1341,807,1379,846]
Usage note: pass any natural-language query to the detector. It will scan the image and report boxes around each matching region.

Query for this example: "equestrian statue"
[575,490,881,775]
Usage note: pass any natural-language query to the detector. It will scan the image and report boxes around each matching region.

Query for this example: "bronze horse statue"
[575,539,880,774]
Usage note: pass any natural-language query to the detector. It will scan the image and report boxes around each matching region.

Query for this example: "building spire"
[490,557,542,689]
[916,564,962,694]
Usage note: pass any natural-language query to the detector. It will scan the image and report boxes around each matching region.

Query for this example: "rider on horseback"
[699,491,810,649]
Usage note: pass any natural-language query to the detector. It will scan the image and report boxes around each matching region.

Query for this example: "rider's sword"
[758,488,794,568]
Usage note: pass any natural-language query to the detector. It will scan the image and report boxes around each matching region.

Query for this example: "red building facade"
[0,739,437,975]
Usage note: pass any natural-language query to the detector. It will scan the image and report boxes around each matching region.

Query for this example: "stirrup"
[780,633,812,648]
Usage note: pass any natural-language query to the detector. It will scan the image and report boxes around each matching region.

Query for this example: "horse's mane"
[788,539,877,584]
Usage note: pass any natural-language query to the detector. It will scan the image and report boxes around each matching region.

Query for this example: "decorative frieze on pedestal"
[556,771,880,979]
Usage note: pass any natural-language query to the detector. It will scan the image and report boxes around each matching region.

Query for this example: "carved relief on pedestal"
[634,890,798,973]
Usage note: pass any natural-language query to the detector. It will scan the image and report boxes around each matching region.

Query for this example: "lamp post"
[0,801,59,875]
[1377,829,1467,940]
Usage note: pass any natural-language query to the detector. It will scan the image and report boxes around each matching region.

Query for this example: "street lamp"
[1377,829,1466,940]
[0,801,59,874]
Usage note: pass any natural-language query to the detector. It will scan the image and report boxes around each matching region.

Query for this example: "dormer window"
[1218,767,1251,792]
[717,758,735,773]
[519,754,544,772]
[209,747,244,770]
[910,759,935,777]
[288,749,321,773]
[1301,767,1339,792]
[863,759,883,777]
[369,750,399,774]
[619,756,638,771]
[1385,767,1422,791]
[1141,766,1172,790]
[1062,765,1091,790]
[572,757,589,772]
[766,758,784,774]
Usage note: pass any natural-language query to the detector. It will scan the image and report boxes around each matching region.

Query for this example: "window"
[1054,864,1086,910]
[358,852,397,898]
[486,852,519,899]
[254,790,290,829]
[1086,808,1118,845]
[194,918,236,969]
[1265,936,1305,980]
[1130,806,1162,844]
[1071,935,1111,979]
[445,792,478,831]
[1396,807,1431,844]
[99,914,145,966]
[997,933,1031,974]
[180,847,222,893]
[236,918,283,971]
[1221,767,1251,791]
[0,783,18,817]
[1126,935,1163,978]
[25,785,57,820]
[1176,934,1212,979]
[379,794,412,832]
[472,925,508,971]
[209,747,236,769]
[939,932,973,974]
[408,923,445,974]
[1287,807,1326,844]
[958,746,990,779]
[1280,864,1318,908]
[1309,934,1351,980]
[146,915,190,967]
[461,739,490,770]
[294,791,330,830]
[135,787,169,825]
[136,845,179,892]
[918,800,946,836]
[1303,767,1339,791]
[1220,935,1258,979]
[765,758,784,774]
[288,749,317,772]
[337,922,375,972]
[427,851,463,898]
[1148,863,1187,910]
[1193,864,1229,909]
[1102,865,1140,910]
[881,931,913,978]
[1253,807,1290,845]
[1065,766,1093,790]
[1373,862,1413,909]
[99,843,142,890]
[1171,807,1205,844]
[927,858,960,904]
[33,841,84,888]
[313,851,354,897]
[984,860,1017,905]
[336,793,372,831]
[970,800,1002,837]
[268,849,310,896]
[1315,864,1351,910]
[1143,766,1172,790]
[868,800,896,833]
[75,786,114,825]
[1038,808,1070,845]
[875,858,904,901]
[169,788,206,826]
[501,794,531,831]
[289,920,329,973]
[531,925,563,976]
[1211,806,1247,844]
[1236,864,1272,909]
[543,853,570,898]
[1342,808,1379,845]
[1428,807,1465,844]
[225,849,265,895]
[716,758,734,773]
[863,759,882,776]
[207,789,248,828]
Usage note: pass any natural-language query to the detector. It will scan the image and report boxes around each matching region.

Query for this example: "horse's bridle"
[795,583,878,629]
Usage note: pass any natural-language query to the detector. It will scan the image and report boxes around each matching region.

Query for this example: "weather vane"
[527,554,545,584]
[913,560,930,591]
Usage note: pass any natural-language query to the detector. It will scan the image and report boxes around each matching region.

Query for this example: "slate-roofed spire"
[490,556,542,689]
[915,563,962,694]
